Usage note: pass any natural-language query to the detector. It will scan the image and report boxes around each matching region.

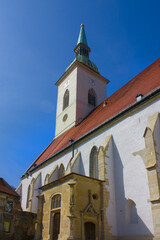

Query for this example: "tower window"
[63,89,69,110]
[88,88,96,107]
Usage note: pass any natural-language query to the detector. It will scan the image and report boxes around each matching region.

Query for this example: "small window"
[63,89,69,110]
[88,88,96,107]
[51,194,61,209]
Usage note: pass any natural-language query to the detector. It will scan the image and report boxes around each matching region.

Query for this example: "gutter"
[22,87,160,177]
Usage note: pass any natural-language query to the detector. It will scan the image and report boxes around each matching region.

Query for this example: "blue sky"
[0,0,159,188]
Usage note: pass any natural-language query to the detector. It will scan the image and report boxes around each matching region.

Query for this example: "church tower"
[55,24,109,137]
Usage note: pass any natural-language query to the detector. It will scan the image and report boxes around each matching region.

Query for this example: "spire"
[74,24,90,59]
[66,24,99,73]
[77,24,88,46]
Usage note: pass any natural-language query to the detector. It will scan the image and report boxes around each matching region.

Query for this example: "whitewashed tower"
[55,24,109,137]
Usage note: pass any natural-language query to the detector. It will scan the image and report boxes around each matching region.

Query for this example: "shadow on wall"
[113,141,153,239]
[80,154,85,175]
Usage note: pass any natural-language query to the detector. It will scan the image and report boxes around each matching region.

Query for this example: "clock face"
[64,80,70,89]
[89,78,96,87]
[63,114,68,122]
[5,201,13,212]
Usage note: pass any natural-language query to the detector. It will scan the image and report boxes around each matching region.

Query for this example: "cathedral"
[17,24,160,240]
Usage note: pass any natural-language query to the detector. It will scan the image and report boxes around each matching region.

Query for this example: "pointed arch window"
[51,194,61,209]
[88,88,96,107]
[26,184,31,209]
[63,89,69,110]
[58,164,65,178]
[89,146,98,179]
[44,174,49,185]
[58,164,65,179]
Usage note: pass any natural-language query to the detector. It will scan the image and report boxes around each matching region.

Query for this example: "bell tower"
[55,24,109,137]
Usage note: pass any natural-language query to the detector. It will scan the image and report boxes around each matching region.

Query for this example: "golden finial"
[81,24,84,27]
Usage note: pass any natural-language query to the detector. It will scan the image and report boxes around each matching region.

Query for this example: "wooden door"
[85,222,95,240]
[52,212,60,240]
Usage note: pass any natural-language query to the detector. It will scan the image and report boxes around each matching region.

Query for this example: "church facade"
[17,25,160,240]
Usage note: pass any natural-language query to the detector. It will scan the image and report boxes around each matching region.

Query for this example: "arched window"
[88,88,96,107]
[126,199,138,224]
[58,164,65,179]
[51,194,61,209]
[89,146,98,179]
[63,89,69,110]
[26,184,31,209]
[44,174,49,185]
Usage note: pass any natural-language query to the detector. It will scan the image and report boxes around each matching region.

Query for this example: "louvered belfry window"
[88,88,96,107]
[63,89,69,110]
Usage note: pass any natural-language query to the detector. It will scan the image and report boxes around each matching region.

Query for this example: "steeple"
[74,24,90,59]
[55,24,109,137]
[77,24,88,46]
[66,24,99,73]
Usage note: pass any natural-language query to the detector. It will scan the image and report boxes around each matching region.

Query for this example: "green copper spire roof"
[77,24,88,46]
[66,24,99,74]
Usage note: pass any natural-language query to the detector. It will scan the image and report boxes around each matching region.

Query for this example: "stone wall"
[36,173,104,240]
[0,192,36,240]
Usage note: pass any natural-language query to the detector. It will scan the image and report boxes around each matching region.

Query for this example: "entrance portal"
[85,222,96,240]
[52,212,60,240]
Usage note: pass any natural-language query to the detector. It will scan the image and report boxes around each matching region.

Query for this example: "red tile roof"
[28,58,160,172]
[0,177,19,197]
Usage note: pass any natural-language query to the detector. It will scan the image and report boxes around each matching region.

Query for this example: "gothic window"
[26,184,31,209]
[63,89,69,110]
[44,174,49,185]
[126,199,138,224]
[89,146,98,179]
[26,178,36,211]
[51,194,61,209]
[88,88,96,107]
[58,164,65,179]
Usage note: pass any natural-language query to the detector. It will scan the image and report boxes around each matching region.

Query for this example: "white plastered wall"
[55,67,77,137]
[105,138,117,235]
[154,115,160,178]
[21,98,160,235]
[21,150,72,212]
[32,173,42,213]
[76,66,107,123]
[55,65,107,137]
